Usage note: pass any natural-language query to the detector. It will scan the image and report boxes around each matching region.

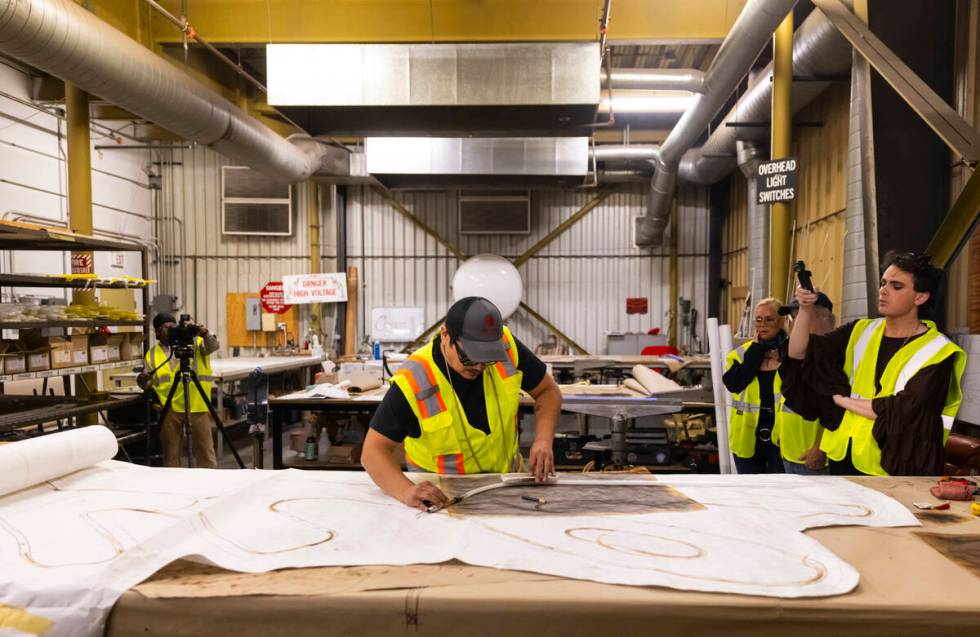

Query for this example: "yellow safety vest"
[144,337,215,414]
[725,342,787,459]
[772,395,824,467]
[396,326,523,474]
[821,318,966,475]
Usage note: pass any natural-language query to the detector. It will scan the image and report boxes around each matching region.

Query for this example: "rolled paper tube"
[0,426,118,498]
[631,364,683,394]
[623,378,651,396]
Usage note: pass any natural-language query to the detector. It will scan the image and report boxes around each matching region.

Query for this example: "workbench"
[104,477,980,637]
[268,385,716,470]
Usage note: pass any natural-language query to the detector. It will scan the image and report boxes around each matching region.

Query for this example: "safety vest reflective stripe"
[396,357,447,419]
[942,415,954,431]
[894,333,953,393]
[436,453,466,475]
[495,339,518,379]
[731,399,760,413]
[851,318,885,379]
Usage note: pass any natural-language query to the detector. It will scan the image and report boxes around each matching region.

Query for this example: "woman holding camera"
[722,298,788,474]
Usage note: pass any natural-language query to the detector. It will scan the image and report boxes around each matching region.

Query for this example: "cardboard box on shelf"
[89,334,111,365]
[49,336,74,369]
[26,347,50,372]
[70,334,88,366]
[120,333,144,361]
[0,341,27,374]
[105,334,124,362]
[326,443,362,465]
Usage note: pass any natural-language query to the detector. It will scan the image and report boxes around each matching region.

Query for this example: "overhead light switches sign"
[756,157,799,204]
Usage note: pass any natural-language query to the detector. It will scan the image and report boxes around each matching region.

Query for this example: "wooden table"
[106,477,980,637]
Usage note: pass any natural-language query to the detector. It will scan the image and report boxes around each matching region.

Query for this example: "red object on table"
[641,345,680,356]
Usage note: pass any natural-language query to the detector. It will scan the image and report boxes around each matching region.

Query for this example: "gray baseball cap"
[445,297,507,363]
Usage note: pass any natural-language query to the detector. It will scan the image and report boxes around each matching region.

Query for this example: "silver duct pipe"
[0,0,325,182]
[678,7,853,186]
[636,0,799,246]
[590,145,660,163]
[600,68,705,93]
[737,141,770,307]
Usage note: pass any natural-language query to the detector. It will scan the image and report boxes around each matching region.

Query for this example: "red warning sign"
[260,281,291,314]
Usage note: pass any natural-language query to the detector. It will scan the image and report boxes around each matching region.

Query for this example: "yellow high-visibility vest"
[820,318,966,475]
[772,395,824,466]
[725,342,782,459]
[397,327,523,474]
[144,337,215,414]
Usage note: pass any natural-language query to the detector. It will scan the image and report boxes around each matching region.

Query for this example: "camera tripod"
[156,350,245,469]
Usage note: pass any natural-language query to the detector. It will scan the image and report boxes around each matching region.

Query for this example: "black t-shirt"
[369,335,547,443]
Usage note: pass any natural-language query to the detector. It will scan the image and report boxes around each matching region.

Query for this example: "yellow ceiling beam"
[148,0,745,44]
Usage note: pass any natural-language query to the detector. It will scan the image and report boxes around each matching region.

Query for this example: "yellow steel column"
[308,182,322,338]
[769,12,794,302]
[65,83,97,416]
[669,201,679,348]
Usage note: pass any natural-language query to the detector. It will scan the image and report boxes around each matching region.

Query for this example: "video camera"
[168,314,200,358]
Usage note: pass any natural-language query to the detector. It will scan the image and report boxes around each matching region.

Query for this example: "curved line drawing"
[565,527,705,559]
[484,523,828,589]
[0,507,178,568]
[197,498,337,555]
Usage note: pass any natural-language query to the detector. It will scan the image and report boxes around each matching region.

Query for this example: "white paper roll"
[623,378,651,396]
[631,364,682,394]
[0,426,118,498]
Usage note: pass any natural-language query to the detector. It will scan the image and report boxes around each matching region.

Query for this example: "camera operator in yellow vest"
[722,298,788,473]
[137,313,220,468]
[362,297,562,511]
[788,252,966,476]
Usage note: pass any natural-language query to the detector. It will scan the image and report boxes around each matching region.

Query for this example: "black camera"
[168,314,199,356]
[793,260,814,293]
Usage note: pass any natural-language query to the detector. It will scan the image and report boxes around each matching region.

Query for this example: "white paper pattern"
[0,464,917,636]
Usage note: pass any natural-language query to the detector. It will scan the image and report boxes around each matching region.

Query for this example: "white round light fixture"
[452,254,523,319]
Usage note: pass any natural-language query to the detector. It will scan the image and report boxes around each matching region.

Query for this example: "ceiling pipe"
[590,144,660,163]
[634,0,801,247]
[600,68,705,93]
[0,0,331,183]
[678,8,852,185]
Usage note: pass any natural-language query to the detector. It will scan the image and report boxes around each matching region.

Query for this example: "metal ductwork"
[635,0,800,247]
[0,0,329,182]
[590,144,660,166]
[600,68,705,93]
[635,2,855,247]
[737,141,770,307]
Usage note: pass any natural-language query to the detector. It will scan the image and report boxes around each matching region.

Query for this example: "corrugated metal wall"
[722,82,849,332]
[723,173,749,330]
[346,184,710,354]
[159,147,336,354]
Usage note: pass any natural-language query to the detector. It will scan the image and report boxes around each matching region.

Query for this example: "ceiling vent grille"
[222,166,293,236]
[458,190,531,235]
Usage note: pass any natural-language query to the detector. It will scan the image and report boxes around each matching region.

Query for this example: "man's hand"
[136,372,152,390]
[398,480,449,511]
[795,285,819,310]
[527,439,555,482]
[799,445,826,470]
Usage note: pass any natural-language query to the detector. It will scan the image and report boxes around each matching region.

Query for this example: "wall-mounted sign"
[756,156,799,204]
[71,252,93,275]
[282,272,348,304]
[260,281,291,314]
[626,297,649,315]
[371,307,425,342]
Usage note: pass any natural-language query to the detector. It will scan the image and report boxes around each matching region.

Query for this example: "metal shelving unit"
[0,220,152,459]
[0,273,149,289]
[0,319,144,330]
[0,359,141,383]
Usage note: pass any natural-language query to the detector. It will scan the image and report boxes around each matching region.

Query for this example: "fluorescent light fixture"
[600,91,696,113]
